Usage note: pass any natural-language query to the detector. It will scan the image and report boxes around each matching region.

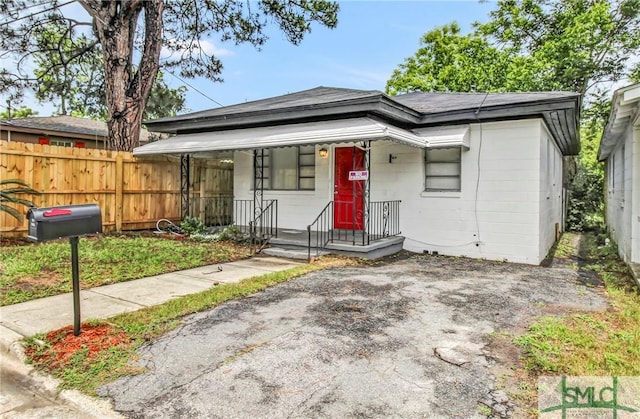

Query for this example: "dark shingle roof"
[1,115,108,137]
[150,87,383,124]
[393,91,581,114]
[1,115,153,142]
[144,86,580,155]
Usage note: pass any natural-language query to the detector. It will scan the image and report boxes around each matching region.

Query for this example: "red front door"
[334,147,365,230]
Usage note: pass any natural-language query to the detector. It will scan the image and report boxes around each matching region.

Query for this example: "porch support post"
[180,154,190,220]
[253,149,265,237]
[352,145,357,245]
[363,140,371,246]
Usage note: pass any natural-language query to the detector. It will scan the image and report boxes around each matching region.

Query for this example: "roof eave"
[145,94,422,134]
[416,96,581,155]
[598,83,640,161]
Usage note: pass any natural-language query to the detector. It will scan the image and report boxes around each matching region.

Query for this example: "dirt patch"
[0,236,32,247]
[27,324,130,370]
[12,272,64,291]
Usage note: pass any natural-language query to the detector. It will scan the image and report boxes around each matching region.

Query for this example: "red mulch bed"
[27,324,131,369]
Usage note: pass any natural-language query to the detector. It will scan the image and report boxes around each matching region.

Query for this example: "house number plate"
[348,170,369,180]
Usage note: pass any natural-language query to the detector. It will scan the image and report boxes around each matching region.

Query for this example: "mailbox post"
[26,204,102,336]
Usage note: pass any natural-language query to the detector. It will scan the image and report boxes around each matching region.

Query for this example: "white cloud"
[161,39,233,60]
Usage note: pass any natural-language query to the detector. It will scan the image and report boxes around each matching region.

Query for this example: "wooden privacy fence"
[0,140,233,237]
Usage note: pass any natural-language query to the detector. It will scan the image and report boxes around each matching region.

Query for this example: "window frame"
[255,146,316,191]
[50,140,73,147]
[424,147,462,192]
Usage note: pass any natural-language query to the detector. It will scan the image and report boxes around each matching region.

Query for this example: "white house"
[135,87,580,265]
[598,82,640,279]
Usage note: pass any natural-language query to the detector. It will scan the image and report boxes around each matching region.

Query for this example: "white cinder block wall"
[372,119,548,264]
[234,118,561,264]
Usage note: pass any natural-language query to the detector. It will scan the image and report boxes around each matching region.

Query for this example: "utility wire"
[92,12,225,108]
[0,0,75,27]
[165,69,224,107]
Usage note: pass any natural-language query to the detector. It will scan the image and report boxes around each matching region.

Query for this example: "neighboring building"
[135,86,580,265]
[598,82,640,277]
[0,115,152,149]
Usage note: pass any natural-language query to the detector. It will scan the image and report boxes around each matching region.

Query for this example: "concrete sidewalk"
[1,256,304,349]
[0,255,303,418]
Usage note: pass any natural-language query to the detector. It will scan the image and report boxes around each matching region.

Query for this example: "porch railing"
[249,199,278,241]
[307,201,333,261]
[307,199,401,261]
[233,200,275,235]
[368,200,402,241]
[234,199,278,253]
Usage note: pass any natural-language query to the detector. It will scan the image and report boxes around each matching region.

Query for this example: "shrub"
[180,216,207,235]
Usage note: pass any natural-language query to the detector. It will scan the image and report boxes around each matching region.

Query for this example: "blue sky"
[176,0,496,112]
[9,1,497,116]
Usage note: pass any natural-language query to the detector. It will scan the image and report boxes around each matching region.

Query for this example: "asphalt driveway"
[99,254,607,418]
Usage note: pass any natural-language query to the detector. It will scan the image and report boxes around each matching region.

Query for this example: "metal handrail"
[233,199,277,235]
[307,201,333,261]
[249,200,278,254]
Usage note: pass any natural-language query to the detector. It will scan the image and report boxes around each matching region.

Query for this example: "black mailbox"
[27,204,102,242]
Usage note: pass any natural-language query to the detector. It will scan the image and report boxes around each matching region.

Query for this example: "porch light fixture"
[318,148,329,158]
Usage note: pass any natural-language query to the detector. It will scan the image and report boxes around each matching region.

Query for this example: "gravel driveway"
[99,254,607,418]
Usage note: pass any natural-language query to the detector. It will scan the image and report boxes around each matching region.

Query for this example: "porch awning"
[133,117,426,156]
[414,125,470,149]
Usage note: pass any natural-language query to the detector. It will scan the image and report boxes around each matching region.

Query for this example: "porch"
[230,198,405,260]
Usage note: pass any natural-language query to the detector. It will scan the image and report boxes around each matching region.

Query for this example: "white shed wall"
[538,123,564,260]
[606,128,632,261]
[633,126,640,263]
[606,123,640,264]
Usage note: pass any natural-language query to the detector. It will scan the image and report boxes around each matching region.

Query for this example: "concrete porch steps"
[262,247,331,260]
[263,230,405,260]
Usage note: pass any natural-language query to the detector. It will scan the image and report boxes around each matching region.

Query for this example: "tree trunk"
[80,0,164,151]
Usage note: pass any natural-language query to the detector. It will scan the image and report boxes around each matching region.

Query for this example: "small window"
[50,140,73,147]
[255,146,315,190]
[425,147,461,192]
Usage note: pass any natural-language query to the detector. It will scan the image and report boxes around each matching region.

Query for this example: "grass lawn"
[23,256,356,395]
[511,232,640,414]
[0,233,252,306]
[17,232,640,403]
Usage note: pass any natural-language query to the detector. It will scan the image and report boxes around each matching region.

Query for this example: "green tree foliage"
[0,106,37,119]
[29,22,187,121]
[386,0,640,232]
[1,1,339,151]
[477,0,640,96]
[32,23,104,118]
[143,73,188,121]
[388,0,640,98]
[386,23,512,95]
[385,22,549,95]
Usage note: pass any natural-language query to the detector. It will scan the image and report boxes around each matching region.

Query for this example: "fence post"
[115,153,124,232]
[199,166,206,221]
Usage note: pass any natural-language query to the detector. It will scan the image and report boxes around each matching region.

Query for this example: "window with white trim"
[255,146,315,190]
[424,147,461,192]
[50,140,73,147]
